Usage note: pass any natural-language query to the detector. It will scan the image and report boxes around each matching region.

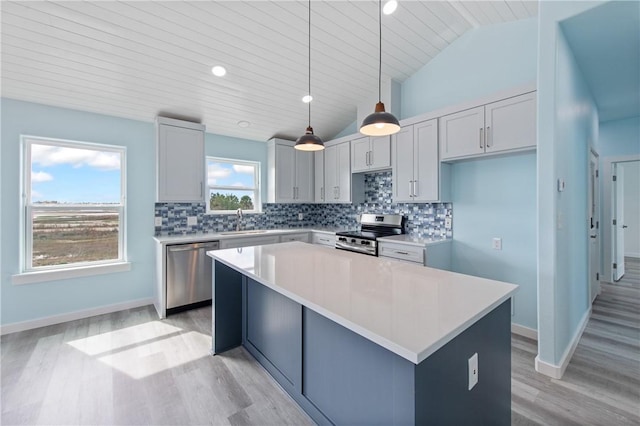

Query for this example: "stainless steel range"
[335,214,405,256]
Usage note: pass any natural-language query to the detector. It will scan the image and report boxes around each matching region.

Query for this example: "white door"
[336,142,352,203]
[324,145,338,202]
[275,144,295,202]
[369,136,391,170]
[588,151,600,302]
[294,150,314,202]
[484,92,537,154]
[438,106,485,160]
[314,151,325,203]
[613,163,626,280]
[351,136,370,172]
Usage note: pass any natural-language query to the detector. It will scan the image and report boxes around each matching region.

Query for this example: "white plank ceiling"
[1,1,537,142]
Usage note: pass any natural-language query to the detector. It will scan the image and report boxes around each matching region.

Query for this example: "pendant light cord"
[308,0,311,128]
[378,0,382,103]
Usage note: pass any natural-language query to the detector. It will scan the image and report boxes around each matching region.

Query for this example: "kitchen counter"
[209,241,516,364]
[153,227,351,245]
[208,241,516,425]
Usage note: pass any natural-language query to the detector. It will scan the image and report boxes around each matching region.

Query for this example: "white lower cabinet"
[219,235,281,249]
[312,232,335,247]
[378,240,451,270]
[281,232,310,243]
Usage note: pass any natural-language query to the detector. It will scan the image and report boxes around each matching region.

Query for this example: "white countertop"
[377,234,452,247]
[153,227,350,244]
[208,242,517,364]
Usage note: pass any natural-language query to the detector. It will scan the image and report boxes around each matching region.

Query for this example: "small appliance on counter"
[335,214,405,256]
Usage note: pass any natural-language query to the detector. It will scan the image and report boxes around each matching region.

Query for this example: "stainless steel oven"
[335,214,405,256]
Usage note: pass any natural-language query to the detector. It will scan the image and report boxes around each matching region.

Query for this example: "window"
[206,157,260,213]
[22,136,126,271]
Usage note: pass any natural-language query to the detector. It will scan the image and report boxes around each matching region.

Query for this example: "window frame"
[206,156,261,214]
[20,135,127,273]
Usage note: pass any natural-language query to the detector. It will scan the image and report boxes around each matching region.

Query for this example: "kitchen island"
[207,242,517,425]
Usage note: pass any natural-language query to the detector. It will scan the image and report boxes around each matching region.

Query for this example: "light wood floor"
[2,259,639,425]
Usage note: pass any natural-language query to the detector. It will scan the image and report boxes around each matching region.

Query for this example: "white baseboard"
[0,298,154,336]
[534,307,591,379]
[511,323,538,340]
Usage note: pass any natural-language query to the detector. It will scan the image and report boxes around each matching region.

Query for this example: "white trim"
[534,307,591,379]
[206,156,261,214]
[511,323,538,340]
[12,261,131,285]
[625,252,640,259]
[0,297,153,335]
[602,154,640,281]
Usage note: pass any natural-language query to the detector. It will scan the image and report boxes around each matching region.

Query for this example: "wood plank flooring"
[2,258,639,425]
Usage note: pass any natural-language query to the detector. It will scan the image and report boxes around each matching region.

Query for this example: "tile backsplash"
[155,171,452,239]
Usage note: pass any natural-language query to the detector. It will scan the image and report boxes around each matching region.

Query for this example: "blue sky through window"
[30,143,122,204]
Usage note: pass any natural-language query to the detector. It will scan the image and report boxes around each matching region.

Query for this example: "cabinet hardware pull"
[414,180,418,197]
[321,187,324,200]
[409,181,414,197]
[369,150,373,165]
[479,128,484,149]
[366,151,370,166]
[486,126,491,148]
[337,186,340,199]
[395,251,409,255]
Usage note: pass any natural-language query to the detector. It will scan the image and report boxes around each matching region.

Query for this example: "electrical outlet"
[154,217,162,227]
[492,238,502,250]
[468,353,478,390]
[298,213,304,221]
[444,217,452,229]
[187,216,197,226]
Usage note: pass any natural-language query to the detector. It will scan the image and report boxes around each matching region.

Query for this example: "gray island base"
[209,243,515,425]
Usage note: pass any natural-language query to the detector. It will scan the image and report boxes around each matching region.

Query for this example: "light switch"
[154,217,162,227]
[445,217,452,229]
[468,353,478,390]
[492,238,502,250]
[187,216,197,226]
[298,213,304,221]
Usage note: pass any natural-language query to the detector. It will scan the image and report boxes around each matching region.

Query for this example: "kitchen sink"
[220,230,269,235]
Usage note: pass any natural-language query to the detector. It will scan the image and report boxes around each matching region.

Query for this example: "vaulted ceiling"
[1,1,537,142]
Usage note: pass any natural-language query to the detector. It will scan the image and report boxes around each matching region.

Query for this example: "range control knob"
[351,239,356,243]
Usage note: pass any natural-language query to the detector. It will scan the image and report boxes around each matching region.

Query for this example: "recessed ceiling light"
[211,66,226,77]
[383,0,398,15]
[302,95,313,103]
[237,120,250,128]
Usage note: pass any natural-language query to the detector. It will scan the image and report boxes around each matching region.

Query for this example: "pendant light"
[295,0,324,151]
[359,0,400,137]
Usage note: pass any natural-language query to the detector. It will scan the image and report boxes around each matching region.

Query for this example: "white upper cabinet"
[314,150,325,203]
[156,117,205,203]
[393,119,447,203]
[324,141,355,203]
[351,135,391,172]
[267,138,314,203]
[439,92,536,161]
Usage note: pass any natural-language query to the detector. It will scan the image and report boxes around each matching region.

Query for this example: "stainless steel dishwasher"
[166,241,219,313]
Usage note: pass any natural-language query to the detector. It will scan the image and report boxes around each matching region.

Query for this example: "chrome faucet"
[236,208,243,231]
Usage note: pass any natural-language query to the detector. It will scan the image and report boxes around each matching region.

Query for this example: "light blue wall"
[398,18,539,330]
[451,153,537,329]
[596,116,640,158]
[332,120,357,140]
[0,98,268,327]
[1,98,156,325]
[401,18,538,119]
[536,1,602,366]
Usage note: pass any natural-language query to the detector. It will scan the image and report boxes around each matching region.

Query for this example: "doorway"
[602,156,640,282]
[588,150,600,301]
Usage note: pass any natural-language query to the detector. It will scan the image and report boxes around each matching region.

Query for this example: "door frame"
[602,154,640,282]
[588,149,601,302]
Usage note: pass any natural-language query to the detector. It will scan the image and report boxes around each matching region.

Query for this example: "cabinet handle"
[414,180,418,197]
[409,181,413,197]
[395,251,409,256]
[486,126,491,148]
[334,186,338,199]
[479,128,484,149]
[321,187,324,200]
[336,186,340,199]
[369,150,374,166]
[366,151,370,166]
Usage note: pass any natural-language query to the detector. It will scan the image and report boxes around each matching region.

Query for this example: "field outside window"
[207,157,260,213]
[23,137,126,271]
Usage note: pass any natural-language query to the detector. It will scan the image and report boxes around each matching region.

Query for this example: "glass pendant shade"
[295,126,324,151]
[360,102,400,136]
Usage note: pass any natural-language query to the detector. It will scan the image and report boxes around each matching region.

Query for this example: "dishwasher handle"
[168,241,220,252]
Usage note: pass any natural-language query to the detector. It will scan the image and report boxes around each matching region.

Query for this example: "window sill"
[12,262,132,285]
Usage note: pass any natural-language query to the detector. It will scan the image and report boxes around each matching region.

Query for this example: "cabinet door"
[336,142,352,203]
[294,150,314,202]
[439,106,485,160]
[324,145,339,201]
[351,136,370,172]
[246,279,302,388]
[157,124,204,202]
[314,151,325,203]
[369,136,391,171]
[275,144,296,202]
[413,119,439,202]
[392,126,415,203]
[485,92,536,154]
